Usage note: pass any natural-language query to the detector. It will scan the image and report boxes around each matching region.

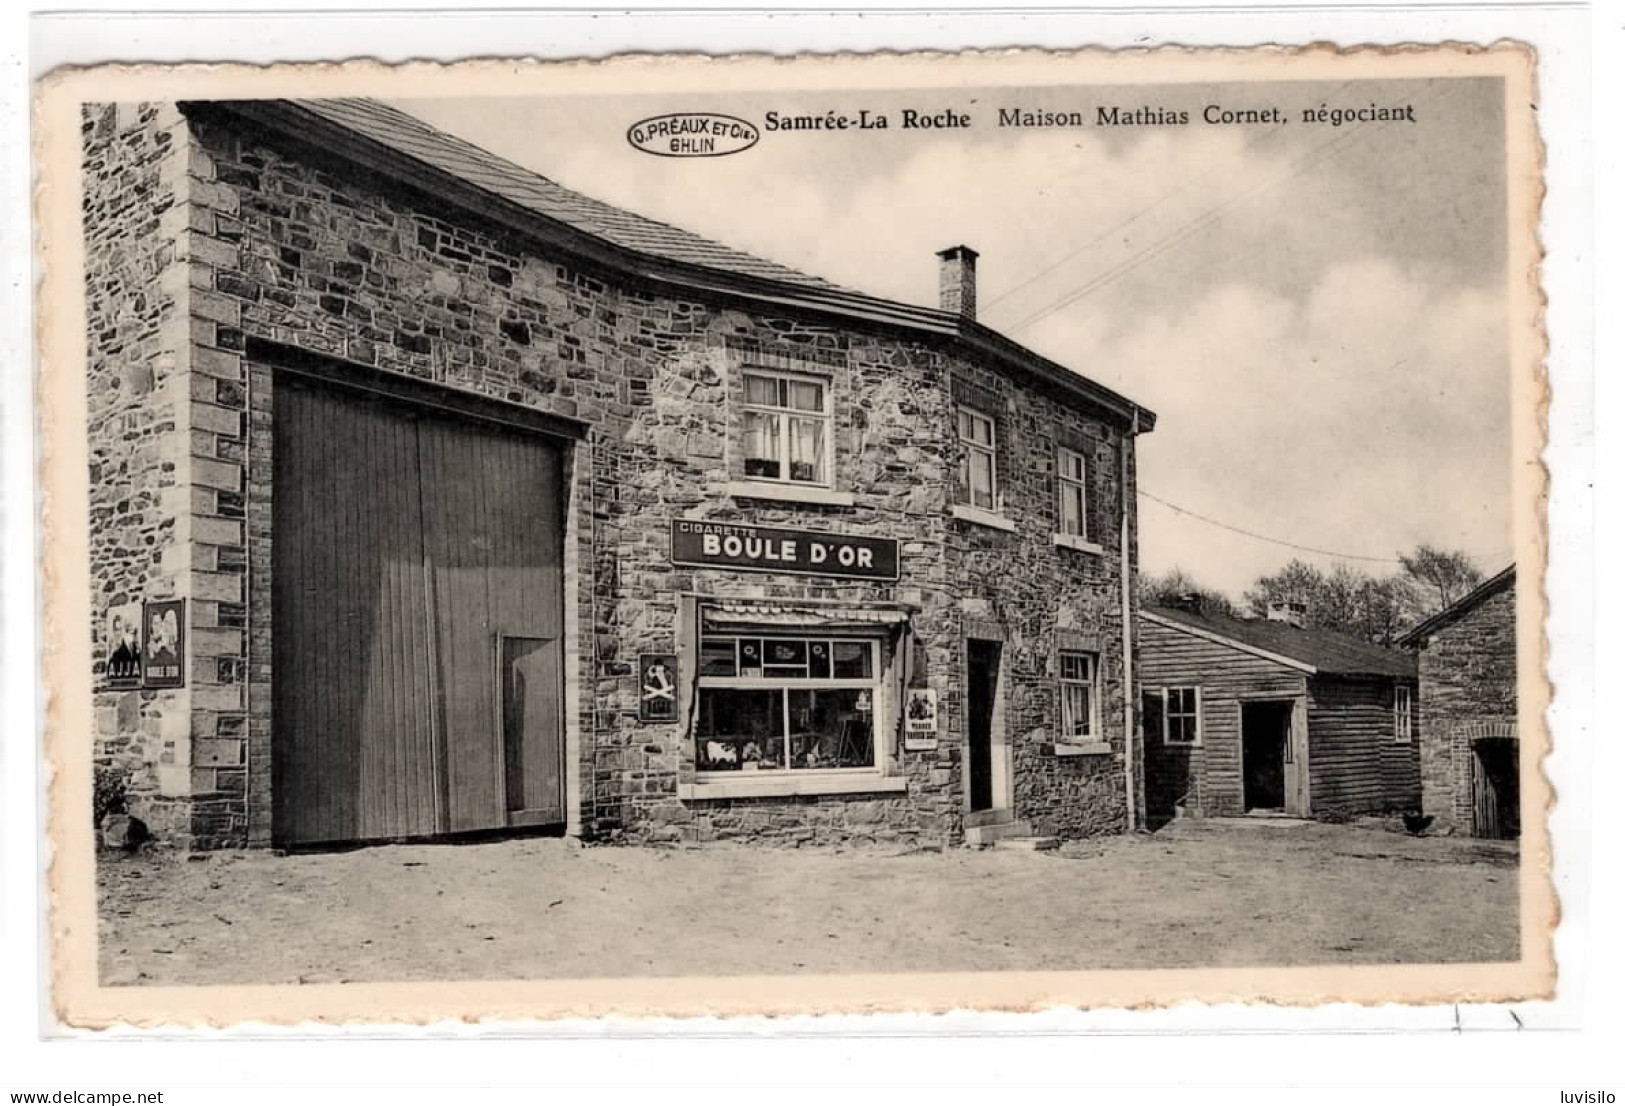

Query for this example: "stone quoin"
[83,98,1156,851]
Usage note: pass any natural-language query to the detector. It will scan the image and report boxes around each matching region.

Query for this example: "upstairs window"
[741,370,830,485]
[1057,447,1090,538]
[1058,651,1099,741]
[956,406,998,510]
[1395,685,1414,743]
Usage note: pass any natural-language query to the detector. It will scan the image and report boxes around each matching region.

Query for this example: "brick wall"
[85,103,1144,848]
[1417,583,1517,831]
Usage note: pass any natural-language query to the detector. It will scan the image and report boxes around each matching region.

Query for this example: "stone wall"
[85,102,1143,849]
[1417,582,1517,831]
[83,103,217,845]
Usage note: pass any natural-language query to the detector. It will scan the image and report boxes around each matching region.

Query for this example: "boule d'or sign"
[669,520,899,581]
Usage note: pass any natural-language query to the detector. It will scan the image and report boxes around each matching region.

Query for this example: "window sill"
[1052,533,1106,556]
[950,504,1017,532]
[726,480,856,507]
[680,773,908,801]
[1054,741,1114,757]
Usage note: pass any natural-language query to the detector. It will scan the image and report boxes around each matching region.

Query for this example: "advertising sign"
[903,688,940,751]
[669,520,899,581]
[638,653,680,723]
[140,599,186,688]
[104,601,143,689]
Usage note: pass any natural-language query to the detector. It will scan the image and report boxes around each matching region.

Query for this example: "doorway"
[965,640,1002,813]
[1242,700,1295,812]
[1471,737,1519,839]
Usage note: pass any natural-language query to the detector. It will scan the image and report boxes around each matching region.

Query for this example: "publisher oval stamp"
[626,112,760,157]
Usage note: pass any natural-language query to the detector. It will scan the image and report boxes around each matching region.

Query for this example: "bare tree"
[1398,545,1484,617]
[1139,566,1240,618]
[1242,546,1485,645]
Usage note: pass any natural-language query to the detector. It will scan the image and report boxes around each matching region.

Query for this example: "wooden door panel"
[419,416,503,832]
[502,635,565,823]
[272,382,438,845]
[419,414,566,832]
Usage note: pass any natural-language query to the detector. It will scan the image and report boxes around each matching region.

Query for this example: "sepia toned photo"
[36,44,1548,1027]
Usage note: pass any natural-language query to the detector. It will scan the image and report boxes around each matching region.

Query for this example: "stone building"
[1397,566,1518,838]
[83,98,1155,851]
[1139,600,1419,826]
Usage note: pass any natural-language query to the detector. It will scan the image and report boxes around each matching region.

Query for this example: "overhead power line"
[1139,489,1402,565]
[999,79,1459,336]
[979,83,1349,316]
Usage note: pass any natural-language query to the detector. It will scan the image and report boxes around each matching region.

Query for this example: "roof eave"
[182,98,1156,433]
[1141,610,1318,675]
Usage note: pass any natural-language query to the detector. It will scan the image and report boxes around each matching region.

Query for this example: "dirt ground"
[96,817,1519,986]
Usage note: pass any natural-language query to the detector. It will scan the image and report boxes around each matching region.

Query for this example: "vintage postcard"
[36,43,1549,1028]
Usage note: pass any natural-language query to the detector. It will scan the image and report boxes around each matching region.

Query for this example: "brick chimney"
[937,245,979,320]
[1168,592,1205,616]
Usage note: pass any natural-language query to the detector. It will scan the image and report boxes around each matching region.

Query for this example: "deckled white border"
[7,0,1606,1087]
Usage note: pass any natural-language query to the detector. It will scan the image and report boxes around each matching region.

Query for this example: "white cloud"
[1043,261,1512,597]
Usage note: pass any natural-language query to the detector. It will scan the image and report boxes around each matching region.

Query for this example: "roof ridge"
[1145,603,1415,677]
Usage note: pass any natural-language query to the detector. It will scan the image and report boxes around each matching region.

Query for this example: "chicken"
[1402,812,1434,836]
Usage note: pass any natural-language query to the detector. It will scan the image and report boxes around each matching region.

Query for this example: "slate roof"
[1144,605,1418,679]
[192,96,1157,430]
[1395,565,1516,647]
[296,99,841,291]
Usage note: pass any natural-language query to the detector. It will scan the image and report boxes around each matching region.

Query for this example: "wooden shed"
[1139,601,1420,826]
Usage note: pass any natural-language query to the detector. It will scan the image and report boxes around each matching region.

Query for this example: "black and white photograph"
[37,44,1548,1026]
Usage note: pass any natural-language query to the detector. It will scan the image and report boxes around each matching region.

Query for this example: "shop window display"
[695,635,879,773]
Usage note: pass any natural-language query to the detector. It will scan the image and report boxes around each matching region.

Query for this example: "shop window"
[696,635,879,774]
[740,370,830,485]
[1057,447,1090,538]
[1394,685,1414,743]
[1058,651,1099,741]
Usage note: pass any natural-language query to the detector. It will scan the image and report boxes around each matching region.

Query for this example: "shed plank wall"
[1306,677,1416,815]
[1139,618,1305,818]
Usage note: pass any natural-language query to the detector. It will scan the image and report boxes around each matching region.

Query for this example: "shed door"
[273,379,566,846]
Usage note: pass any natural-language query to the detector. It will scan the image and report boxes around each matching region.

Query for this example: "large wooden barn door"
[419,416,566,831]
[273,379,566,846]
[273,381,441,845]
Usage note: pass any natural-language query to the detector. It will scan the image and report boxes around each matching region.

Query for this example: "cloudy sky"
[397,77,1510,597]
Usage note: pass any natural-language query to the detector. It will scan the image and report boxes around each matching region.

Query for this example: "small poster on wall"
[141,599,186,688]
[903,687,939,751]
[104,601,143,689]
[638,653,679,723]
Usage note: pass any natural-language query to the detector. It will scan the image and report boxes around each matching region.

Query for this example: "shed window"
[1395,685,1414,743]
[955,406,998,510]
[1057,447,1090,538]
[1140,690,1165,743]
[695,635,879,774]
[1058,651,1098,741]
[1164,686,1201,745]
[740,370,830,485]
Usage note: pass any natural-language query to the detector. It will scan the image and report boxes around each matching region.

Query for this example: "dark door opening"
[1471,737,1519,839]
[1242,700,1294,812]
[966,640,1001,812]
